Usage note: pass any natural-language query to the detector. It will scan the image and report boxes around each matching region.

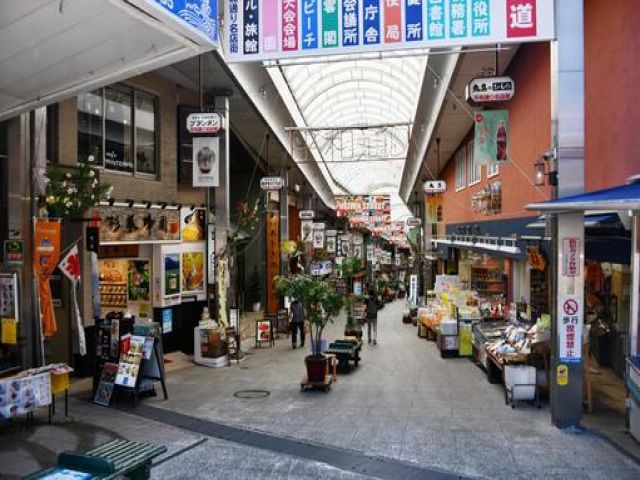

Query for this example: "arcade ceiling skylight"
[266,50,428,221]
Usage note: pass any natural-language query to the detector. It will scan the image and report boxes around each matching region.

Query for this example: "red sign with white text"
[384,0,402,43]
[282,0,298,51]
[506,0,537,38]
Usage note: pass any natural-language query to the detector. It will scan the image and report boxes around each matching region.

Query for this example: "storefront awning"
[0,0,218,121]
[526,178,640,212]
[435,236,525,260]
[526,212,625,230]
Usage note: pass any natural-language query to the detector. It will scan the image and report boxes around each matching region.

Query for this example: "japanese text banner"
[224,0,555,62]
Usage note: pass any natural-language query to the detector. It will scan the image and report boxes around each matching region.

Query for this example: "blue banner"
[449,0,467,38]
[228,0,240,53]
[362,0,381,45]
[426,0,446,40]
[153,0,218,43]
[243,0,259,54]
[342,0,360,47]
[405,0,423,42]
[301,0,319,50]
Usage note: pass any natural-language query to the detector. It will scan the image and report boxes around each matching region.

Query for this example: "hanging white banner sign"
[466,76,515,104]
[224,0,555,63]
[299,210,315,220]
[407,217,422,227]
[186,112,224,133]
[424,180,447,194]
[192,137,220,187]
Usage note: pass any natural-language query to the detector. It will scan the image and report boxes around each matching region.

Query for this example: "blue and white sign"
[152,0,218,44]
[162,308,173,334]
[224,0,555,63]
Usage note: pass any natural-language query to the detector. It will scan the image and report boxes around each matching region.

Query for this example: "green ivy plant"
[45,156,111,219]
[275,274,342,357]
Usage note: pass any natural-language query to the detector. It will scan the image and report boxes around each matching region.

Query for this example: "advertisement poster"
[182,252,205,293]
[163,254,181,297]
[300,220,314,242]
[127,260,150,302]
[0,373,51,419]
[0,273,18,320]
[115,335,145,387]
[180,207,205,241]
[96,206,180,243]
[162,309,173,334]
[34,219,61,337]
[93,362,118,406]
[256,320,272,343]
[192,137,220,187]
[474,110,509,164]
[312,230,325,249]
[326,236,336,253]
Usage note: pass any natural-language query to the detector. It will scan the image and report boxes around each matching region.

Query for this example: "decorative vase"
[305,355,328,383]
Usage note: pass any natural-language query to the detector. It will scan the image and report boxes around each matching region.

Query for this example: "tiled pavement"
[2,299,640,479]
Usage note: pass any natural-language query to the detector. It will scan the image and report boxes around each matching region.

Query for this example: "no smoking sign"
[563,299,579,316]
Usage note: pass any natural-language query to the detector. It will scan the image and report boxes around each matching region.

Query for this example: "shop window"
[455,148,466,190]
[467,140,480,185]
[77,85,158,177]
[487,161,499,177]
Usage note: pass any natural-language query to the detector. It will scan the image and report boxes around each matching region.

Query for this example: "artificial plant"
[274,274,342,357]
[45,156,111,219]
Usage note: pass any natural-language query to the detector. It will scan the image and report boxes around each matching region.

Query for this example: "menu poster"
[115,335,145,387]
[94,362,118,406]
[0,373,50,418]
[96,206,180,243]
[0,273,18,320]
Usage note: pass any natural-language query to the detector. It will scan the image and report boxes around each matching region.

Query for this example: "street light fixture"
[534,156,558,186]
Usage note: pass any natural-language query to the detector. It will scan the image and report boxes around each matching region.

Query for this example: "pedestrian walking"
[289,299,305,349]
[365,289,378,345]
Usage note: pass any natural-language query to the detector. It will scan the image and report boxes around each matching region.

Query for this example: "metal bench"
[22,439,167,480]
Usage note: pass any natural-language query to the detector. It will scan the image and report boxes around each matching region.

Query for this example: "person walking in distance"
[289,299,305,349]
[366,289,378,345]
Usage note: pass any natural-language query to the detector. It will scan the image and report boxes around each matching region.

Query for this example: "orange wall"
[585,0,640,191]
[440,42,552,227]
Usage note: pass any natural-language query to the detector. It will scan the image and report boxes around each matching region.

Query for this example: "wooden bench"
[22,439,167,480]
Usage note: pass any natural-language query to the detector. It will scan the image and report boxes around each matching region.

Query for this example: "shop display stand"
[255,318,275,348]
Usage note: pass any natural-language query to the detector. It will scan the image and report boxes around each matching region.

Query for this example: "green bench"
[22,439,167,480]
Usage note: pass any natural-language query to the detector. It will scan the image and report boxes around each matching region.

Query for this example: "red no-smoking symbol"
[563,299,579,315]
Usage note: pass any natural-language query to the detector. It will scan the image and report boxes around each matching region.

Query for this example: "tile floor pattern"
[141,299,640,479]
[1,299,639,479]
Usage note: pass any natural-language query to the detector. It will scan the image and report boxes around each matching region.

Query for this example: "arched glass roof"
[267,51,428,220]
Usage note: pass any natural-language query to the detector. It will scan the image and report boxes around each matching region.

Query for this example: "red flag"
[59,245,81,282]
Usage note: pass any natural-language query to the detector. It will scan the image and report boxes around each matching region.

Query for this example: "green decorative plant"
[275,274,342,357]
[45,157,111,219]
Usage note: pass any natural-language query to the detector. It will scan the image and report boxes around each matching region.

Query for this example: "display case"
[472,320,510,369]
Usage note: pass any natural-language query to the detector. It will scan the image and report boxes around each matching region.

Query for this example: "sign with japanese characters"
[224,0,554,62]
[334,195,391,228]
[151,0,218,45]
[558,295,583,364]
[299,210,315,220]
[406,217,422,227]
[186,112,223,133]
[423,180,447,194]
[466,76,515,104]
[260,177,285,190]
[562,237,580,277]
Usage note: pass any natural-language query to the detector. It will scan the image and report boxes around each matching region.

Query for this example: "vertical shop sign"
[282,0,299,51]
[405,0,423,42]
[262,0,279,51]
[384,0,402,43]
[449,0,467,38]
[34,219,61,337]
[558,295,583,363]
[427,0,446,40]
[301,0,319,49]
[342,0,359,46]
[506,0,537,38]
[192,137,220,187]
[474,110,509,164]
[229,0,240,53]
[243,0,260,54]
[322,0,339,47]
[409,274,418,303]
[471,0,490,37]
[562,237,581,277]
[362,0,381,45]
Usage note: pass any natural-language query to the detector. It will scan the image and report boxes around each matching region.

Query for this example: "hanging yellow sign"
[557,364,569,386]
[1,318,17,345]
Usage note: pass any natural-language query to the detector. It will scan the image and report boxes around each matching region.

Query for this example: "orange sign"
[34,219,61,337]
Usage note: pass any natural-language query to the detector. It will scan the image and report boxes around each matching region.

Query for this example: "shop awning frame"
[526,211,627,230]
[435,234,525,260]
[526,178,640,212]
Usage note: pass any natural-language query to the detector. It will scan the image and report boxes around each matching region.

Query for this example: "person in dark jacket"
[365,289,378,345]
[289,299,305,349]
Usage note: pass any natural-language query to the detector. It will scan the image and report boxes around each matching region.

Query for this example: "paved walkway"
[2,299,640,479]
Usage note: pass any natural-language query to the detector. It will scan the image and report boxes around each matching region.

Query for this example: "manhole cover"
[233,389,270,399]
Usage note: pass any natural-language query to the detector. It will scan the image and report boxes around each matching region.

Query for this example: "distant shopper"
[289,299,305,349]
[365,289,378,345]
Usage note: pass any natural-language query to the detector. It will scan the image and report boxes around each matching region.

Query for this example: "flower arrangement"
[45,156,112,219]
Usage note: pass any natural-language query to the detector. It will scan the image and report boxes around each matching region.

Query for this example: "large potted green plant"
[275,273,342,382]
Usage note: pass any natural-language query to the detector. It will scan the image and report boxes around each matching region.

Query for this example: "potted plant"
[343,294,364,339]
[275,273,342,382]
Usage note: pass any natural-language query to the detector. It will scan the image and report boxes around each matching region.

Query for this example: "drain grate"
[119,403,473,480]
[233,389,270,399]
